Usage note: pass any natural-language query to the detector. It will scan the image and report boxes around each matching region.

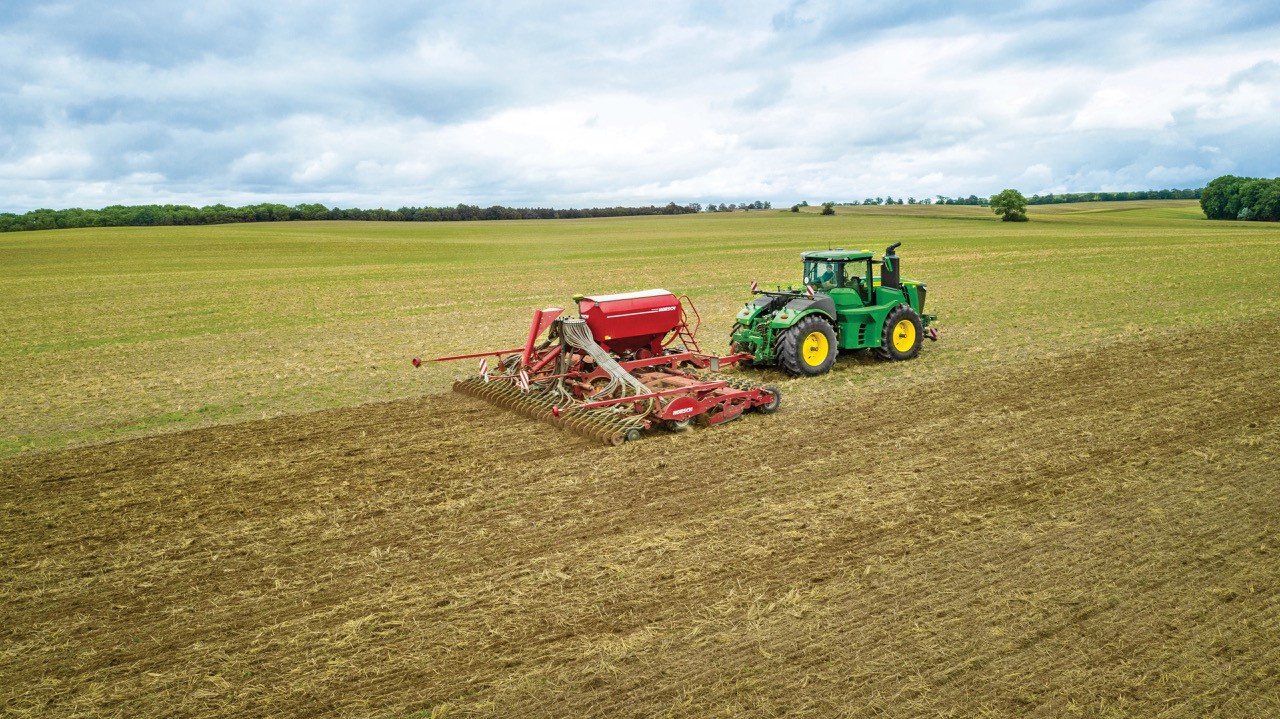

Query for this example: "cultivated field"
[2,201,1279,717]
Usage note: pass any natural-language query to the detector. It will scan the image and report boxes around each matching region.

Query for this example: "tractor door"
[827,261,864,310]
[833,259,877,350]
[851,259,873,304]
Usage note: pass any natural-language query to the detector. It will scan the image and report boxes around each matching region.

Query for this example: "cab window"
[803,260,845,290]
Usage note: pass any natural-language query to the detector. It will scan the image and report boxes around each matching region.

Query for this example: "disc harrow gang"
[454,376,640,446]
[417,289,779,445]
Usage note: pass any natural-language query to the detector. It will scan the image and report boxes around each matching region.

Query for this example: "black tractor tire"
[755,385,782,413]
[778,315,838,376]
[874,304,924,361]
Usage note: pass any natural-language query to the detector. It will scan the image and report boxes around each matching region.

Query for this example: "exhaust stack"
[880,242,902,289]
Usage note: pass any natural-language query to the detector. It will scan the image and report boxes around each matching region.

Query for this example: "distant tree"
[295,203,329,220]
[791,204,801,212]
[719,203,728,212]
[884,195,895,205]
[820,202,835,216]
[990,188,1029,222]
[907,197,916,204]
[799,200,809,207]
[1201,175,1280,221]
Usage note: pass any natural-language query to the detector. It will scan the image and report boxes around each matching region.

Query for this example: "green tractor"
[731,243,938,375]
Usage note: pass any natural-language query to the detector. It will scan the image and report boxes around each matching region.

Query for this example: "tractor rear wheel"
[874,304,923,361]
[778,315,837,375]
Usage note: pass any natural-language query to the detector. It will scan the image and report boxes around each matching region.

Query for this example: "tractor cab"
[802,249,873,306]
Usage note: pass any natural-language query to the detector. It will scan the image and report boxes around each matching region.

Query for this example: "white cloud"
[1145,164,1207,184]
[2,1,1279,212]
[1071,88,1173,131]
[0,150,94,178]
[1017,163,1054,187]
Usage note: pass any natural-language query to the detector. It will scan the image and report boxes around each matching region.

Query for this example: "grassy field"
[3,201,1279,717]
[2,200,1277,455]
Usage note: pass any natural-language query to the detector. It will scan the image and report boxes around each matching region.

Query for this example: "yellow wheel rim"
[801,330,829,366]
[892,319,916,353]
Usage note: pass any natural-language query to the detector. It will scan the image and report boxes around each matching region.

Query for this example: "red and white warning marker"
[478,357,490,382]
[750,280,759,293]
[805,284,815,298]
[517,369,530,392]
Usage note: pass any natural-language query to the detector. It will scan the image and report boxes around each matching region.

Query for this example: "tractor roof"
[801,249,874,261]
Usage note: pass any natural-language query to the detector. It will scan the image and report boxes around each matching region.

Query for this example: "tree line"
[1029,188,1201,205]
[0,184,1228,233]
[827,189,1202,207]
[705,201,772,211]
[0,201,703,233]
[1199,176,1280,221]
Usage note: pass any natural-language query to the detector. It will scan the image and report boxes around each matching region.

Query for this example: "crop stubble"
[2,311,1277,717]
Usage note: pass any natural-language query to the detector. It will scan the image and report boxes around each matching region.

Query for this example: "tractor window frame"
[848,259,873,302]
[803,260,846,291]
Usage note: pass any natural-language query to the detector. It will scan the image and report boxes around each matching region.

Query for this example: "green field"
[3,202,1280,717]
[2,201,1276,455]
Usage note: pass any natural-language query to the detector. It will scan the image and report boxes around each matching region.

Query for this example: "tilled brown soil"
[3,319,1278,718]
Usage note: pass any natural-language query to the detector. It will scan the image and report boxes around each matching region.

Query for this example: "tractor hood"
[771,295,837,326]
[736,293,790,323]
[735,291,836,325]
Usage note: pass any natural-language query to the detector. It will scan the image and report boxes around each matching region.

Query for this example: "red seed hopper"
[414,289,780,445]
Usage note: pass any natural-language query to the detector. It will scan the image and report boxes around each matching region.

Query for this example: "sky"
[2,0,1278,213]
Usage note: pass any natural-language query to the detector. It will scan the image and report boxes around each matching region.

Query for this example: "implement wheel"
[664,418,692,432]
[874,304,923,361]
[756,385,782,414]
[778,315,837,376]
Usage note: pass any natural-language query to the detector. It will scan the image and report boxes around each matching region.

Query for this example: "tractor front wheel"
[778,316,837,375]
[874,304,923,361]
